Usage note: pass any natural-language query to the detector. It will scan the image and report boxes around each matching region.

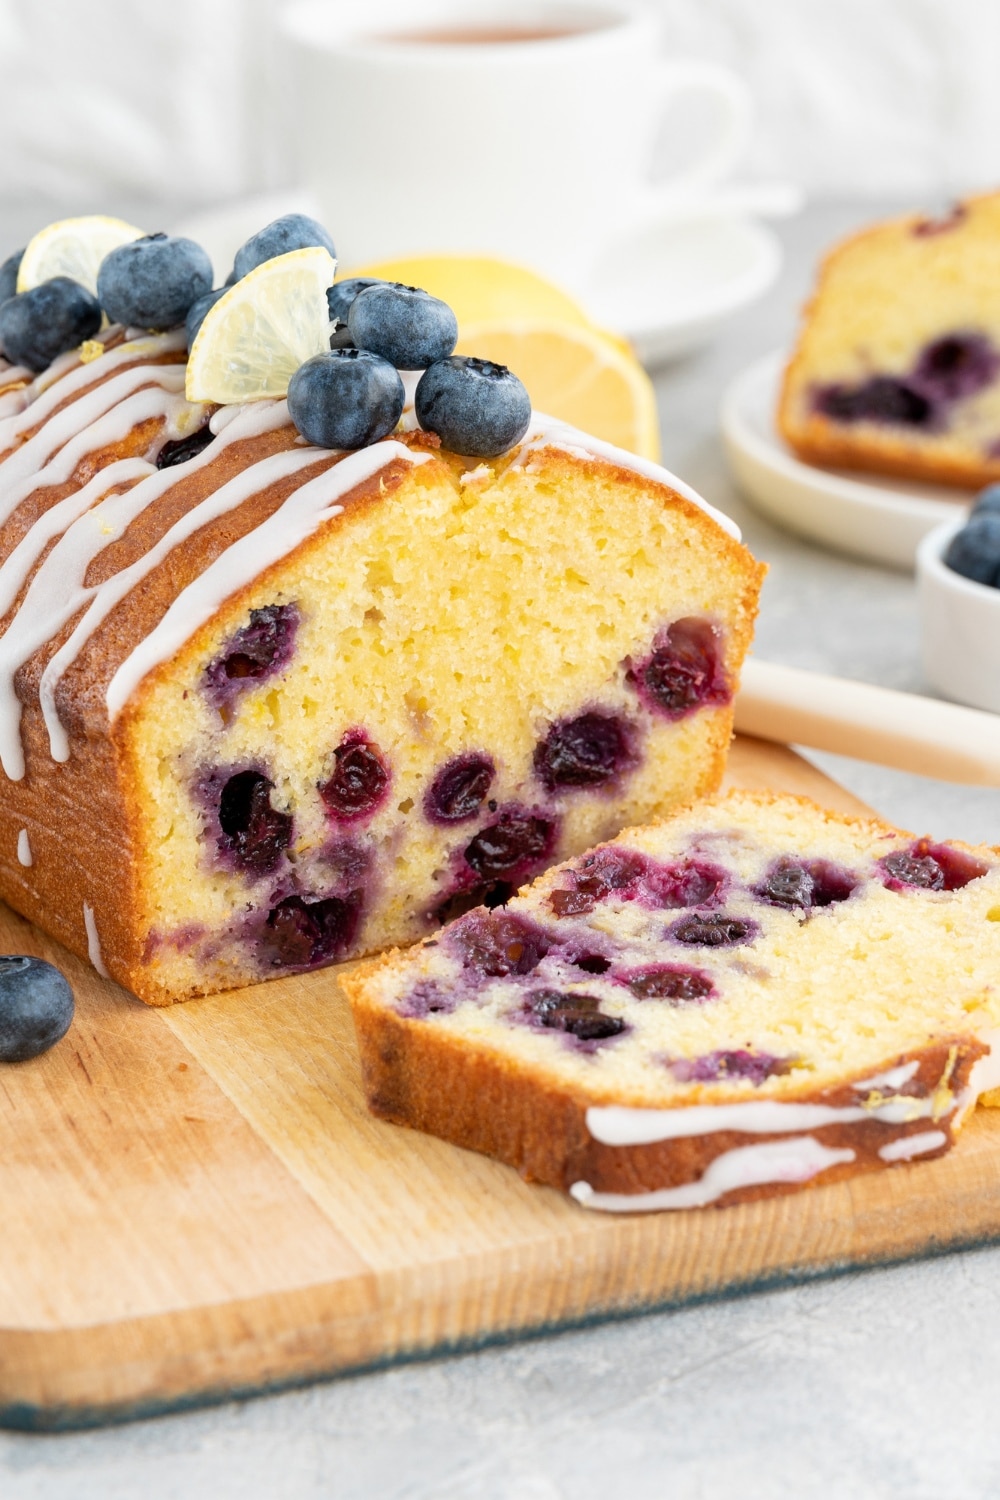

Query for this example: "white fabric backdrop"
[0,0,999,204]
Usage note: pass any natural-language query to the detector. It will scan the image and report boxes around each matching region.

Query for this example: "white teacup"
[277,1,753,289]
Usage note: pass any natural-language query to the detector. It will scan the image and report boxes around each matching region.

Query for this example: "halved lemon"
[186,246,336,404]
[338,253,594,333]
[456,320,661,460]
[17,215,145,295]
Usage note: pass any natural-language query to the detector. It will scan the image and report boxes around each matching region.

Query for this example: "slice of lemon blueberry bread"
[779,192,1000,489]
[0,214,763,1004]
[344,790,1000,1212]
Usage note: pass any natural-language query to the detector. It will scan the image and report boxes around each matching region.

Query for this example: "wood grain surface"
[4,736,998,1430]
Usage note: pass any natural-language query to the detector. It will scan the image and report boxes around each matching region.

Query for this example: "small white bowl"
[917,518,1000,714]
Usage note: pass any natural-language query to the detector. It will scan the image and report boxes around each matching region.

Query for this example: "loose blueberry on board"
[287,349,404,449]
[328,277,386,325]
[0,956,74,1063]
[814,376,934,428]
[185,287,226,349]
[525,988,626,1043]
[0,247,24,305]
[232,214,336,281]
[348,283,458,370]
[0,277,102,373]
[425,752,495,824]
[944,514,1000,588]
[971,484,1000,518]
[669,913,757,947]
[319,735,390,822]
[416,355,531,457]
[217,770,293,876]
[97,233,213,330]
[156,424,216,470]
[533,712,633,791]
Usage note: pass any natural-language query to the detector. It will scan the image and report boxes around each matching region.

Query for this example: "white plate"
[583,215,782,366]
[721,351,970,571]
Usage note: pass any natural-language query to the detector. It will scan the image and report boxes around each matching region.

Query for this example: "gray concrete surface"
[2,198,999,1498]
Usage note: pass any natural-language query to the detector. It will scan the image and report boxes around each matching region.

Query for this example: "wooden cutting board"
[4,734,1000,1431]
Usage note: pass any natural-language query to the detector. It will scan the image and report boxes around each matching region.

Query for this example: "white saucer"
[583,215,782,366]
[721,351,970,571]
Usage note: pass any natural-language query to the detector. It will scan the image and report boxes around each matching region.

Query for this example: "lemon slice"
[340,253,595,333]
[185,246,336,404]
[456,320,661,460]
[17,215,145,295]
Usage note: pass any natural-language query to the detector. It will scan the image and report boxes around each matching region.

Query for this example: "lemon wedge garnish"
[185,246,336,404]
[455,320,661,461]
[339,253,595,333]
[17,215,145,295]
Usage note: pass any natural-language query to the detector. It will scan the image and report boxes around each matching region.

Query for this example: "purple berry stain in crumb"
[881,838,989,892]
[259,891,362,968]
[425,752,495,824]
[755,856,858,910]
[814,376,934,429]
[669,1050,791,1085]
[628,618,729,720]
[533,712,635,792]
[449,909,554,978]
[398,978,457,1018]
[913,205,966,237]
[572,953,612,975]
[621,964,716,1003]
[204,603,299,707]
[913,333,999,403]
[670,913,757,947]
[524,988,626,1043]
[549,848,725,917]
[320,730,390,822]
[216,770,292,876]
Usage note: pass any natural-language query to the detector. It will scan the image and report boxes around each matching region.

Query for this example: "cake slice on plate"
[345,790,1000,1211]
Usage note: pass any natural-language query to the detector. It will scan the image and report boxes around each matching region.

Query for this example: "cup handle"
[631,60,754,226]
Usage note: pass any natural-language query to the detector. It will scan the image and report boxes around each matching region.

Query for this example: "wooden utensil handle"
[736,659,1000,788]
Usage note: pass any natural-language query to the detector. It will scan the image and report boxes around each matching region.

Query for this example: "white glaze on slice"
[585,1093,946,1146]
[879,1130,947,1163]
[83,901,109,977]
[853,1061,921,1092]
[106,441,432,721]
[570,1137,856,1213]
[16,828,31,866]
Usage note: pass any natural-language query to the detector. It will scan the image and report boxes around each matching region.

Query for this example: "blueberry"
[185,287,226,349]
[755,857,857,910]
[631,617,728,719]
[156,425,215,470]
[425,752,495,824]
[287,349,404,449]
[217,770,292,875]
[328,321,356,351]
[533,712,633,791]
[624,965,714,1003]
[451,910,552,978]
[0,278,101,373]
[328,277,386,325]
[815,377,933,428]
[0,248,24,305]
[97,233,213,330]
[0,956,74,1063]
[944,515,1000,587]
[914,334,998,402]
[319,735,390,821]
[349,283,458,370]
[204,603,299,704]
[670,913,756,947]
[463,810,554,879]
[416,355,531,456]
[525,988,625,1042]
[232,214,335,281]
[260,892,361,968]
[972,484,1000,518]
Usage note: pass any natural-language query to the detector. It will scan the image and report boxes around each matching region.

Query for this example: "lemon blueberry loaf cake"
[0,214,762,1005]
[779,192,1000,488]
[344,790,1000,1211]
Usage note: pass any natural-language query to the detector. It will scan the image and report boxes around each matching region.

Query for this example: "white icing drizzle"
[879,1130,947,1163]
[0,363,186,500]
[82,901,109,978]
[16,828,31,866]
[954,1028,1000,1126]
[106,441,430,722]
[513,411,742,543]
[570,1137,856,1213]
[0,402,293,778]
[853,1061,920,1092]
[585,1093,946,1147]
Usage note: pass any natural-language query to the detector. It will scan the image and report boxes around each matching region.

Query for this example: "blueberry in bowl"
[916,513,1000,713]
